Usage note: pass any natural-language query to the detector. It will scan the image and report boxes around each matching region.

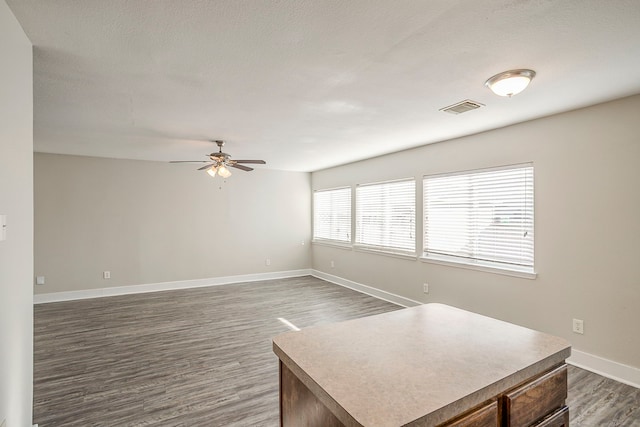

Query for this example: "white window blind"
[356,179,416,253]
[423,165,534,272]
[313,187,351,243]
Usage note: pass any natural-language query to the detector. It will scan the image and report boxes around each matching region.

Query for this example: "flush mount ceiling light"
[484,69,536,97]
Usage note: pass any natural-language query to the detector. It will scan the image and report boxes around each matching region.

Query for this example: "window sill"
[354,245,417,261]
[311,240,353,250]
[420,255,537,279]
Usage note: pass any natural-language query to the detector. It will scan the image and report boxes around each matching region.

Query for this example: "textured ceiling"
[7,0,640,171]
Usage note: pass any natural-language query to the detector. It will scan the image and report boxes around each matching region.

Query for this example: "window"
[313,187,351,243]
[423,164,534,274]
[356,179,415,254]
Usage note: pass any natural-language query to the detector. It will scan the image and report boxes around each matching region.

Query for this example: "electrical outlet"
[423,283,429,294]
[572,318,584,334]
[265,259,271,266]
[36,276,45,285]
[330,260,335,268]
[103,271,111,279]
[301,240,305,245]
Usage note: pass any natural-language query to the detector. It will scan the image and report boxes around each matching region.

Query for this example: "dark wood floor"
[567,364,640,426]
[34,276,639,426]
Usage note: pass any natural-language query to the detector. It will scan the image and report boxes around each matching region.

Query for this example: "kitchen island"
[273,303,571,427]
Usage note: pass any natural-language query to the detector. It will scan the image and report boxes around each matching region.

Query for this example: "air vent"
[440,100,484,115]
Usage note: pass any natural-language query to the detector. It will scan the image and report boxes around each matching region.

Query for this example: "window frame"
[355,177,417,257]
[312,186,352,246]
[421,164,536,278]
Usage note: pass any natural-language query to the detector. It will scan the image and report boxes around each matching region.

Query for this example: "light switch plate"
[0,215,6,241]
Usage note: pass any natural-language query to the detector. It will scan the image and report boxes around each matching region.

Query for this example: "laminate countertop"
[272,303,571,427]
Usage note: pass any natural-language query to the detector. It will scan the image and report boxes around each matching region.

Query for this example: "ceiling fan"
[170,140,266,178]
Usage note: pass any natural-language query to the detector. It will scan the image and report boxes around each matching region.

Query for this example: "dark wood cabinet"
[279,363,569,427]
[280,362,343,427]
[503,365,568,427]
[439,400,499,427]
[532,406,569,427]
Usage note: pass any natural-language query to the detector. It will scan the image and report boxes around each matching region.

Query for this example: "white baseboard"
[568,349,640,389]
[311,269,422,308]
[33,269,313,304]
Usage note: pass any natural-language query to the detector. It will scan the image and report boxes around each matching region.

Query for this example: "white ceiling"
[7,0,640,172]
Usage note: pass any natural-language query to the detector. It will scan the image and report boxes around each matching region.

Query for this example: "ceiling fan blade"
[170,160,210,163]
[173,142,263,175]
[231,163,254,171]
[233,160,266,164]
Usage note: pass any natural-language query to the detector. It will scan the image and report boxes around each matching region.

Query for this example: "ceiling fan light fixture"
[207,166,218,177]
[217,165,232,178]
[170,140,265,177]
[484,69,536,97]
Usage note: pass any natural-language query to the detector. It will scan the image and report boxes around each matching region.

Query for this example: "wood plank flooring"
[34,276,640,426]
[567,365,640,426]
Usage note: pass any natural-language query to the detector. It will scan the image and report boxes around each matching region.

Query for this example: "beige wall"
[35,154,311,293]
[0,0,33,425]
[312,95,640,370]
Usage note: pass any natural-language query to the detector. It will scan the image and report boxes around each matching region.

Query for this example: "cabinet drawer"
[503,364,568,427]
[533,406,569,427]
[440,400,499,427]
